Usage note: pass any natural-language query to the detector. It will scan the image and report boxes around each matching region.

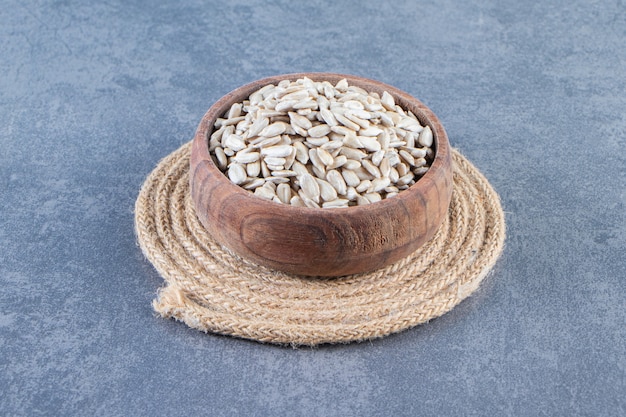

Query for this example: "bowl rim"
[191,72,451,218]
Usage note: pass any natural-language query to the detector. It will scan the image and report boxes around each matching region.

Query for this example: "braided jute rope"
[134,141,505,346]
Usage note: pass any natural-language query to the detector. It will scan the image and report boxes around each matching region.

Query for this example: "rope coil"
[135,142,505,346]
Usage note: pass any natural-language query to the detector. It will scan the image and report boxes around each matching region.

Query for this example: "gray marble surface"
[1,1,624,415]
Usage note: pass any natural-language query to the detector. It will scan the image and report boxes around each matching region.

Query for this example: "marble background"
[1,0,624,415]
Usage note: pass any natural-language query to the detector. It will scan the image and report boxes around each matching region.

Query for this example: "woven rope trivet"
[135,141,505,346]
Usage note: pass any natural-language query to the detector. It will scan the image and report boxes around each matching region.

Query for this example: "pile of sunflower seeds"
[208,77,434,208]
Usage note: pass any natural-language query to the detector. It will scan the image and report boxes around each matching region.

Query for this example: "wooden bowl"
[190,73,453,276]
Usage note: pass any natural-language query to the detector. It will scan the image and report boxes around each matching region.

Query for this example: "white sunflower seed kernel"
[281,89,310,101]
[243,178,265,190]
[389,167,399,183]
[299,173,320,203]
[335,78,349,91]
[410,148,427,158]
[379,157,391,178]
[252,135,282,148]
[344,112,370,130]
[261,160,270,178]
[362,159,381,178]
[399,150,416,166]
[322,199,349,208]
[334,112,361,131]
[326,169,347,195]
[276,183,292,204]
[316,178,338,202]
[308,124,331,138]
[364,192,382,203]
[340,147,367,160]
[254,186,276,200]
[266,164,285,171]
[396,162,410,176]
[356,180,371,193]
[290,196,305,207]
[227,163,246,185]
[224,134,246,152]
[214,147,228,169]
[353,166,373,181]
[398,173,415,185]
[381,91,395,110]
[233,151,260,164]
[414,157,427,167]
[418,126,433,147]
[259,122,287,137]
[291,161,309,177]
[261,145,294,158]
[414,166,429,176]
[308,148,326,173]
[299,192,320,208]
[288,111,313,130]
[328,155,347,169]
[319,108,338,126]
[341,169,361,187]
[358,136,382,152]
[271,170,297,178]
[247,161,261,177]
[247,117,269,138]
[343,159,361,170]
[316,148,334,166]
[371,177,391,192]
[312,165,326,179]
[359,126,383,137]
[346,187,358,201]
[321,140,344,151]
[264,157,287,167]
[293,141,309,164]
[306,136,330,147]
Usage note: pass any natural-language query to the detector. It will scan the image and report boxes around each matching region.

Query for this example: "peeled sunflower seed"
[308,124,331,138]
[233,151,260,164]
[341,169,361,187]
[340,147,367,160]
[306,136,329,147]
[224,134,246,152]
[259,122,288,137]
[247,161,261,177]
[364,192,382,203]
[346,187,358,201]
[362,159,381,178]
[316,148,334,166]
[227,163,247,185]
[299,173,321,203]
[276,183,292,204]
[261,145,294,158]
[322,199,350,208]
[247,117,269,138]
[243,178,265,190]
[316,178,338,202]
[289,111,312,129]
[254,186,276,200]
[326,169,347,195]
[418,126,433,147]
[371,177,391,193]
[214,147,228,169]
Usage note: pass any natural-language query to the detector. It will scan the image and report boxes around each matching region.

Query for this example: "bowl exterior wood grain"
[190,73,453,276]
